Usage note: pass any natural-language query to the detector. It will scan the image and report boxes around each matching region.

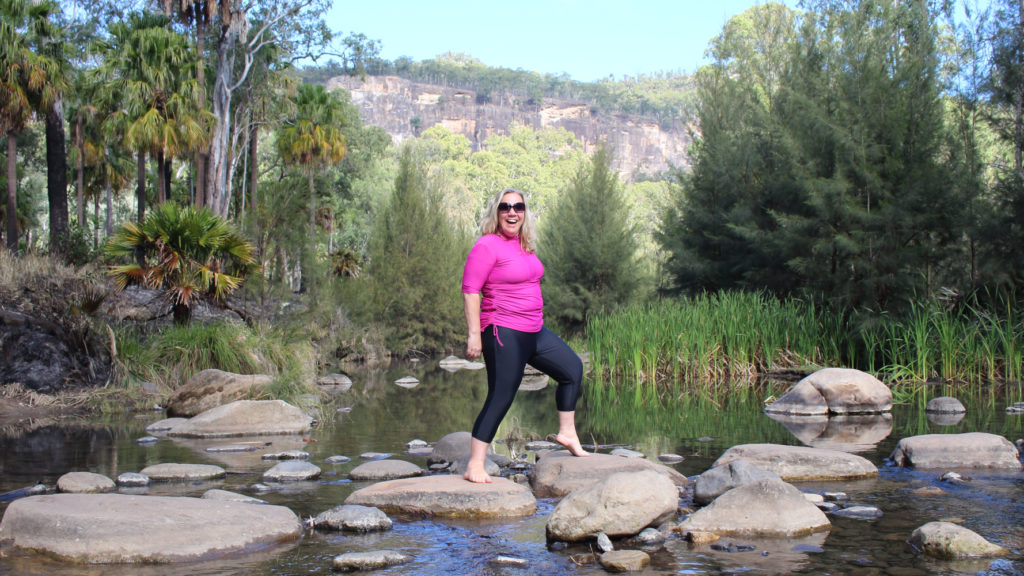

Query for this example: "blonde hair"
[478,187,536,253]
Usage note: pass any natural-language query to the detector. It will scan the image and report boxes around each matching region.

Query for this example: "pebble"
[324,455,351,464]
[833,505,883,519]
[116,473,151,487]
[658,453,685,463]
[136,436,159,445]
[360,452,392,461]
[610,447,645,458]
[823,492,849,502]
[597,532,614,553]
[407,439,428,448]
[490,555,528,568]
[261,450,311,461]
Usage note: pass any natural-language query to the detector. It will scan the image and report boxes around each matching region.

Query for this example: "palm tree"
[92,12,212,222]
[277,84,347,236]
[105,202,257,325]
[276,84,346,290]
[0,0,62,251]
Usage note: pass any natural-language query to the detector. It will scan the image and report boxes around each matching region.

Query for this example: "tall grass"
[586,291,1024,395]
[113,321,317,404]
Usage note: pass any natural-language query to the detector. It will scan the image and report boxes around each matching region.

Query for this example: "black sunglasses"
[498,202,526,213]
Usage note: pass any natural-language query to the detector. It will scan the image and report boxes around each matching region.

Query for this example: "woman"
[461,187,589,484]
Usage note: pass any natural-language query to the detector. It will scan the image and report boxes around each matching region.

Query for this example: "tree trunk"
[76,116,85,226]
[104,166,113,238]
[207,29,237,217]
[163,157,172,203]
[156,150,166,204]
[136,150,146,222]
[193,13,209,208]
[46,98,69,257]
[248,120,258,215]
[93,191,99,249]
[309,170,316,236]
[6,132,17,251]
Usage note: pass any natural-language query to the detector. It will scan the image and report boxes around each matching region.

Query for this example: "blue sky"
[326,1,794,82]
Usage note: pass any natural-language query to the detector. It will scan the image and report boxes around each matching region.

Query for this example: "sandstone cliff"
[326,75,691,179]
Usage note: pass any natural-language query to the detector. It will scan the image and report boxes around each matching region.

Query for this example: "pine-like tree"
[365,147,467,355]
[540,145,638,333]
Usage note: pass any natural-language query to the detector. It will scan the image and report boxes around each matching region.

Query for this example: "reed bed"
[585,291,1024,396]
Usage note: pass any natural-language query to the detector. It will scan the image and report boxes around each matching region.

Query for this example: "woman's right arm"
[464,292,482,359]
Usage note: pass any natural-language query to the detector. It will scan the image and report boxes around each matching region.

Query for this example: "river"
[1,362,1022,575]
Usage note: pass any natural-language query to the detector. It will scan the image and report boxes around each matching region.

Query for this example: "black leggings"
[472,325,583,443]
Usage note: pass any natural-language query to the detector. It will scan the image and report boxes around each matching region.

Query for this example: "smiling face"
[497,190,525,239]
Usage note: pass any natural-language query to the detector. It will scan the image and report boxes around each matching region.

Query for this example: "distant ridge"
[327,75,692,180]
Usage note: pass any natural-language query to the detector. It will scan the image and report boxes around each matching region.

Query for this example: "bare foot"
[555,433,591,457]
[463,464,493,483]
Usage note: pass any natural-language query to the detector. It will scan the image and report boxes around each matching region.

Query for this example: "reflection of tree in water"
[0,425,118,484]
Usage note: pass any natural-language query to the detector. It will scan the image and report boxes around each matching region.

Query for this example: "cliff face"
[326,75,691,179]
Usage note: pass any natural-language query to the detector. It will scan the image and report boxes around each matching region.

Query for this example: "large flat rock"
[531,451,687,498]
[168,400,312,438]
[344,475,536,518]
[889,432,1022,469]
[712,444,878,481]
[0,493,302,563]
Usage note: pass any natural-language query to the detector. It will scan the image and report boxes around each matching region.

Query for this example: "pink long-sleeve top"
[462,233,544,333]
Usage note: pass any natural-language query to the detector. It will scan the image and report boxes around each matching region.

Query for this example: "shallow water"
[1,363,1023,575]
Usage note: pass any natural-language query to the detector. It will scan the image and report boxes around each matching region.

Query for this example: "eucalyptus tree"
[0,0,63,251]
[194,0,332,218]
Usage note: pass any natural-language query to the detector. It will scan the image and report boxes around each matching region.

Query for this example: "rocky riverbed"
[1,367,1023,575]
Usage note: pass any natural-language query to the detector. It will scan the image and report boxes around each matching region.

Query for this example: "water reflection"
[2,367,1024,575]
[664,532,828,575]
[766,413,893,452]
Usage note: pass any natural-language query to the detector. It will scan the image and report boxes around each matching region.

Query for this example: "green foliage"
[113,321,316,403]
[105,202,257,324]
[363,147,468,355]
[587,289,1024,393]
[540,146,639,333]
[660,1,960,311]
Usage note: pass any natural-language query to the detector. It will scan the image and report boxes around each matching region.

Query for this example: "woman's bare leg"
[463,437,493,483]
[555,411,590,457]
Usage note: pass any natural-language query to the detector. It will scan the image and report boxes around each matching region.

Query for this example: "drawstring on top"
[493,324,504,347]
